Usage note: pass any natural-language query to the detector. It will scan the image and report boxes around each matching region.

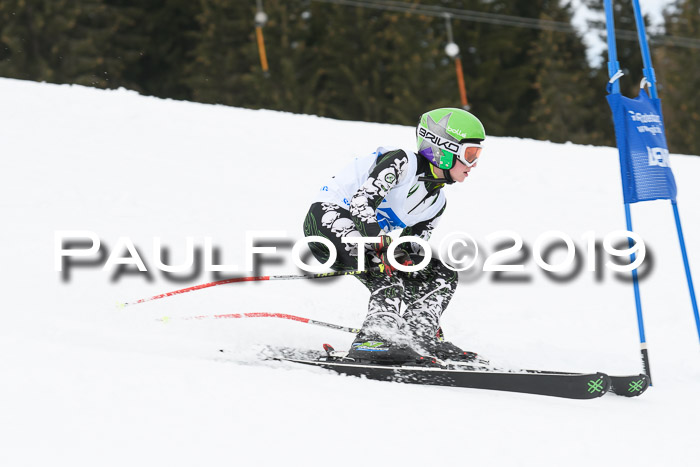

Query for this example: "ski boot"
[347,331,424,364]
[347,313,423,364]
[411,327,478,362]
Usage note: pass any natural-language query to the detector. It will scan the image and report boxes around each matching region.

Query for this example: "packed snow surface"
[1,78,699,466]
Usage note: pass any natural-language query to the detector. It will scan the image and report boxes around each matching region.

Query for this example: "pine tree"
[0,0,105,85]
[446,1,547,138]
[425,0,499,118]
[185,0,263,107]
[115,0,200,100]
[300,1,454,124]
[186,0,457,126]
[528,0,609,145]
[656,0,700,155]
[0,0,658,149]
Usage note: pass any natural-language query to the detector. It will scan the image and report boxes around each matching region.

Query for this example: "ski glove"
[374,235,413,277]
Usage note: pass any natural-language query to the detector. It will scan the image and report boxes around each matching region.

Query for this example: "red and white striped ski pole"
[159,312,361,333]
[118,269,369,308]
[159,312,448,342]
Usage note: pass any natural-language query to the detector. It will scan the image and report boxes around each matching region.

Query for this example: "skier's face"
[449,154,478,183]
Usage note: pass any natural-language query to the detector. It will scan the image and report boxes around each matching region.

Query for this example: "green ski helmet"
[416,108,486,170]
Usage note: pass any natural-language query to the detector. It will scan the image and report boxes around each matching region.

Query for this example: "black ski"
[489,366,650,398]
[266,348,611,400]
[609,374,650,397]
[215,313,650,397]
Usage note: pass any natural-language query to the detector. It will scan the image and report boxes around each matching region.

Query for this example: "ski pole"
[159,312,361,334]
[163,312,448,339]
[118,269,369,308]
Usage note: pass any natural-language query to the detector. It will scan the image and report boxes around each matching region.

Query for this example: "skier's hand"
[375,235,413,276]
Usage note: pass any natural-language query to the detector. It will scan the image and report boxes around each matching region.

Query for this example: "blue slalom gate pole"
[632,0,700,345]
[631,0,657,98]
[672,201,700,343]
[624,204,651,380]
[604,0,621,94]
[605,0,651,381]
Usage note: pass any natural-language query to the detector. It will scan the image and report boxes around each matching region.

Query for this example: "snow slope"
[1,78,699,466]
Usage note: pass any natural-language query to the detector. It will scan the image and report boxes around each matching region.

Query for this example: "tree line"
[1,0,698,155]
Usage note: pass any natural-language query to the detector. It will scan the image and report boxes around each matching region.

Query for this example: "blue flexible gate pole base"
[625,203,652,384]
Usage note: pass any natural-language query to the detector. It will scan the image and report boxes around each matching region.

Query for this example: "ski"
[264,347,611,400]
[609,374,650,397]
[486,366,649,398]
[473,363,650,398]
[215,311,649,398]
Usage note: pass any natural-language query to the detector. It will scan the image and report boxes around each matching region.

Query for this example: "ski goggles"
[455,142,483,167]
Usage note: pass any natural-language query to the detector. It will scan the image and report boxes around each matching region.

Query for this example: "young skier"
[303,108,485,363]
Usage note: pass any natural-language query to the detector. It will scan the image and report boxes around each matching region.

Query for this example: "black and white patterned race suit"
[303,148,458,341]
